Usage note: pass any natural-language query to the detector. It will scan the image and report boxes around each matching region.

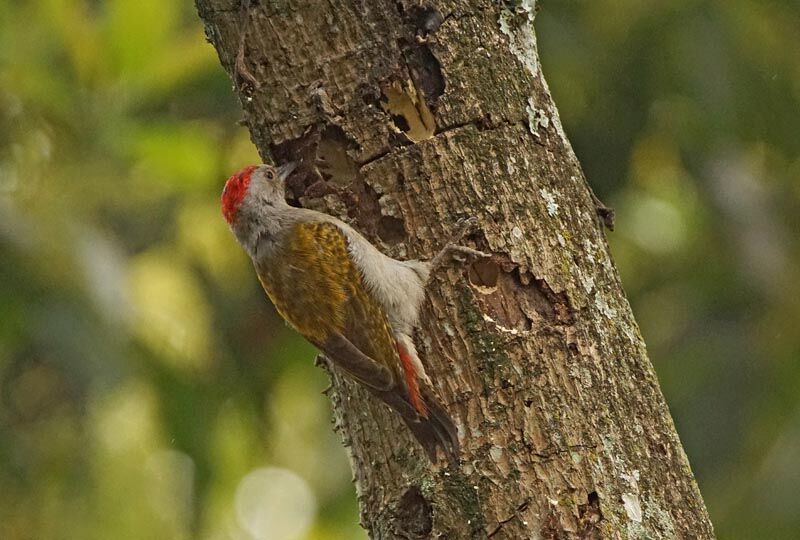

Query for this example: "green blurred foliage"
[0,1,361,539]
[0,1,797,538]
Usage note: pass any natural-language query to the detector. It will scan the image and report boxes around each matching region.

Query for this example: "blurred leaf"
[132,122,221,190]
[128,249,213,373]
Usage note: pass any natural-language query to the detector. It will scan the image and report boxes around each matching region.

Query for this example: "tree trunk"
[196,1,715,538]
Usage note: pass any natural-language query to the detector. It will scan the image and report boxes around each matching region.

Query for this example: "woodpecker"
[222,163,486,464]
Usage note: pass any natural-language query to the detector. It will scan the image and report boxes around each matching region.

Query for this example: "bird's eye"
[266,170,275,180]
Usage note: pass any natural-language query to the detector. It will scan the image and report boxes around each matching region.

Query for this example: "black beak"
[277,162,297,180]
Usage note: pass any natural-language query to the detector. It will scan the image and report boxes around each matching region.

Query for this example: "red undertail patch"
[396,340,428,418]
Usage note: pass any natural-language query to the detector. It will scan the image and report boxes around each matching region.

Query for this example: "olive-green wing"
[256,221,398,389]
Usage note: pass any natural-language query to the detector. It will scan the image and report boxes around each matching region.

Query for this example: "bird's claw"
[427,216,490,278]
[443,244,491,263]
[449,217,489,260]
[452,216,479,242]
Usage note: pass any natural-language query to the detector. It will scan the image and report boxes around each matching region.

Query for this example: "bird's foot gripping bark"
[429,217,491,276]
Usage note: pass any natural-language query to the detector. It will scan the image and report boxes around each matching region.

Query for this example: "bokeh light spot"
[234,467,316,540]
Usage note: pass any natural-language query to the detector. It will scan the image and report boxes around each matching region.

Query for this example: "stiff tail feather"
[374,385,460,465]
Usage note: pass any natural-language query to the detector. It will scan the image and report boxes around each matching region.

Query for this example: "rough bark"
[196,1,715,538]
